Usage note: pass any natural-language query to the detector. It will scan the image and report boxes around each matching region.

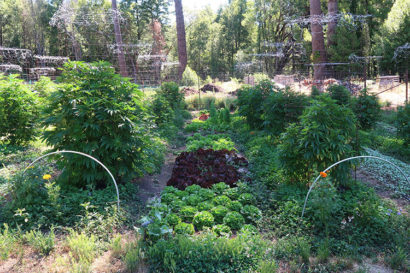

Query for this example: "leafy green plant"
[186,194,202,206]
[186,133,237,152]
[180,206,198,222]
[174,223,195,235]
[150,93,174,126]
[352,89,381,130]
[32,76,58,98]
[124,241,145,273]
[311,86,320,98]
[197,201,213,211]
[0,74,39,144]
[327,84,351,105]
[181,66,199,86]
[193,211,214,230]
[66,230,97,269]
[278,94,357,185]
[239,224,258,235]
[212,224,232,236]
[23,228,55,256]
[0,224,17,260]
[210,205,230,223]
[262,88,308,135]
[213,195,232,206]
[223,211,245,230]
[238,193,256,205]
[41,61,164,187]
[158,81,184,110]
[241,205,262,223]
[385,246,408,271]
[212,182,230,194]
[165,213,181,227]
[227,201,243,212]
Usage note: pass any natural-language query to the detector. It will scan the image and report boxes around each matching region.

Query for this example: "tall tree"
[174,0,187,79]
[112,0,128,77]
[310,0,327,87]
[327,0,338,47]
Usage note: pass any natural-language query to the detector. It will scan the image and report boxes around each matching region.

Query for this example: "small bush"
[150,93,174,126]
[42,61,164,187]
[227,200,243,212]
[158,81,184,110]
[352,89,381,129]
[193,211,214,230]
[32,76,57,98]
[181,66,199,86]
[311,86,321,98]
[0,74,39,144]
[174,222,195,235]
[165,213,181,227]
[66,231,97,267]
[223,211,245,230]
[327,84,351,105]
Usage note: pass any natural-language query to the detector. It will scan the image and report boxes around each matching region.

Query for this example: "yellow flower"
[43,174,52,180]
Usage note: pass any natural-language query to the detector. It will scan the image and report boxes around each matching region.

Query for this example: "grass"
[185,92,237,111]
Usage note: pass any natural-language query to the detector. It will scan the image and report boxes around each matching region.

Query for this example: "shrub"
[352,89,381,129]
[327,84,351,105]
[150,93,174,126]
[311,86,321,98]
[210,206,230,223]
[42,61,164,187]
[212,224,232,236]
[32,76,57,98]
[262,89,308,135]
[223,211,245,230]
[181,66,199,86]
[158,81,184,110]
[278,94,357,185]
[396,103,409,146]
[0,74,39,144]
[165,213,181,227]
[253,73,270,85]
[241,205,262,223]
[180,206,198,222]
[193,211,214,230]
[174,223,195,235]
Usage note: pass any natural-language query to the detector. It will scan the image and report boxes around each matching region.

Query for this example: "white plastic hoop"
[24,150,120,209]
[301,155,409,217]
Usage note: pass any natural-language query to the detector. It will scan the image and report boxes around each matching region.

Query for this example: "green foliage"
[181,66,199,86]
[223,211,245,230]
[185,184,201,194]
[252,73,270,85]
[124,242,144,273]
[147,233,268,273]
[213,195,232,206]
[174,223,195,235]
[150,93,174,126]
[158,81,184,110]
[0,74,39,144]
[193,211,214,230]
[262,88,308,135]
[311,86,320,98]
[352,89,381,130]
[278,94,357,185]
[327,85,351,105]
[41,61,164,188]
[197,201,213,211]
[227,200,243,212]
[241,205,262,223]
[186,133,236,152]
[32,76,57,98]
[212,182,230,194]
[0,224,17,260]
[239,224,258,235]
[165,213,181,227]
[23,228,55,256]
[198,188,215,200]
[238,193,255,205]
[385,246,408,271]
[66,230,97,269]
[180,206,198,222]
[210,206,230,223]
[212,224,232,236]
[186,194,202,206]
[396,103,410,146]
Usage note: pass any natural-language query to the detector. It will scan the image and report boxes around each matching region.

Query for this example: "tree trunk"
[327,0,338,47]
[174,0,187,80]
[310,0,327,88]
[112,0,128,77]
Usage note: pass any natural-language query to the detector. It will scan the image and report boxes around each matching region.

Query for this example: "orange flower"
[250,131,255,135]
[320,172,327,178]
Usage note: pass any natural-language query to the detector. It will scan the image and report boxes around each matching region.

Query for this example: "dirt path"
[137,142,186,205]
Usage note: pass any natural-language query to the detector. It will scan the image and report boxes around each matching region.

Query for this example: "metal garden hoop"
[301,155,409,217]
[24,150,120,209]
